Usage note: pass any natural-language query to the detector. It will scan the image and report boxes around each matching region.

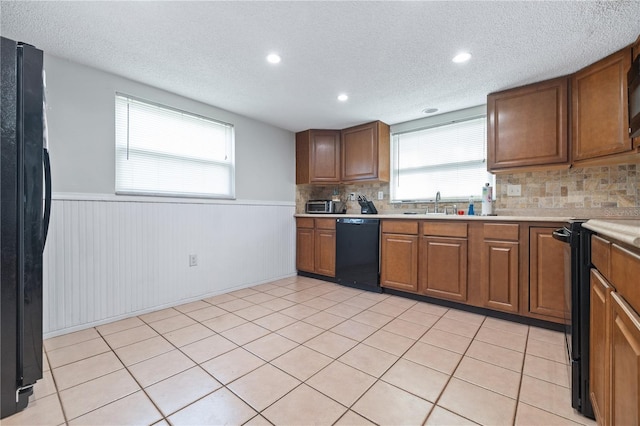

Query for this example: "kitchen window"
[115,94,235,199]
[390,115,493,202]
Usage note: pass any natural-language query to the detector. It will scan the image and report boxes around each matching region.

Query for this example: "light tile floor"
[4,276,598,426]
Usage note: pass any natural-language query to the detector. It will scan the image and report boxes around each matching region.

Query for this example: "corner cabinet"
[296,130,340,184]
[296,218,336,277]
[380,221,419,292]
[487,77,569,171]
[420,222,468,302]
[341,121,390,183]
[572,47,633,162]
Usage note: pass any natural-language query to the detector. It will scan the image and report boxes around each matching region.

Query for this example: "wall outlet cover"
[507,184,522,196]
[377,191,384,200]
[189,254,198,267]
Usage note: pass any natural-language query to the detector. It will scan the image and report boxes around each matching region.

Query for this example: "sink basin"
[424,213,448,217]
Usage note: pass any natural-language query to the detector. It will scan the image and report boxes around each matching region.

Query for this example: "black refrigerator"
[1,36,52,419]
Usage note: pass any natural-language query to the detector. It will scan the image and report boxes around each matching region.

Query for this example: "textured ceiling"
[2,1,639,132]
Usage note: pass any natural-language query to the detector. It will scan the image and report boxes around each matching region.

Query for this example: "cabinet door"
[314,229,336,277]
[296,227,315,272]
[610,292,640,426]
[572,47,632,161]
[481,241,519,313]
[380,233,418,292]
[487,77,569,170]
[295,130,340,184]
[420,236,468,302]
[341,121,390,182]
[309,130,341,183]
[529,227,567,320]
[590,269,612,426]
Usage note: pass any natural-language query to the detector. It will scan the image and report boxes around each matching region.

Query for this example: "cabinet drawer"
[315,218,336,230]
[297,218,315,229]
[483,223,519,241]
[382,220,418,235]
[423,222,468,238]
[611,244,640,314]
[592,235,611,279]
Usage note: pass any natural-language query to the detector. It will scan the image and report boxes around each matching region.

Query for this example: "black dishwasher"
[335,218,381,292]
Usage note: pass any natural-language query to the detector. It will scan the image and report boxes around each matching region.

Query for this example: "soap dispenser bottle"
[468,196,475,215]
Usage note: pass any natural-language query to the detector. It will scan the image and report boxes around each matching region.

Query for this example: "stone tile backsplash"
[296,163,640,218]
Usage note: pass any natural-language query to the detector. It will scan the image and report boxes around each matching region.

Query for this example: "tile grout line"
[42,346,70,425]
[35,278,578,426]
[511,323,531,425]
[95,320,174,424]
[419,314,491,426]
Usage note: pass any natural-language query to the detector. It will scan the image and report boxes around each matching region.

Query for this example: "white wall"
[42,55,297,337]
[44,54,295,201]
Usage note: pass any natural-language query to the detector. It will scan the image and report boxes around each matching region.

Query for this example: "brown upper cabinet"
[296,129,341,184]
[487,77,569,171]
[341,121,390,183]
[572,47,632,162]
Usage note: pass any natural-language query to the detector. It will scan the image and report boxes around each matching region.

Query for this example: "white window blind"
[115,94,235,198]
[391,116,493,201]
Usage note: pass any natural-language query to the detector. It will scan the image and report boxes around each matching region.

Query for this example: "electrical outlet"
[349,193,356,201]
[189,254,198,267]
[377,191,384,200]
[507,184,522,196]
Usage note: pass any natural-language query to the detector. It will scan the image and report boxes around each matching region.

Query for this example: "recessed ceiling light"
[422,108,439,114]
[337,94,349,102]
[452,52,471,63]
[266,53,281,64]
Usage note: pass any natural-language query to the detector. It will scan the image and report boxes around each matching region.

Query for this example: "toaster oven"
[305,200,345,214]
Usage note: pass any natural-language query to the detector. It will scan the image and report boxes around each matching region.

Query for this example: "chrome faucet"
[435,191,441,213]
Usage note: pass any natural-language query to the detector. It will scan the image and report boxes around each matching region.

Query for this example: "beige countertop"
[583,219,640,249]
[295,213,573,222]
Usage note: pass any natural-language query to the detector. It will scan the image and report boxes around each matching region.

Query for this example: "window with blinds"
[115,94,235,199]
[391,116,493,201]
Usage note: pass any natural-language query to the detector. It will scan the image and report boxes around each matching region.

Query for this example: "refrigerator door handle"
[42,148,51,251]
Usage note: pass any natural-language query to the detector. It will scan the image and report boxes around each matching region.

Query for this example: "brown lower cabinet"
[314,227,336,277]
[590,269,611,424]
[380,221,419,292]
[296,223,315,272]
[528,227,567,320]
[481,223,519,313]
[589,235,640,426]
[296,218,336,277]
[299,217,567,325]
[609,292,640,426]
[420,222,468,302]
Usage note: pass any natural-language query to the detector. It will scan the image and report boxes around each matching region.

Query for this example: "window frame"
[115,93,236,200]
[389,111,494,203]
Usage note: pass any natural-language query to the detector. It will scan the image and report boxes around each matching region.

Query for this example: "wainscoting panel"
[42,196,296,336]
